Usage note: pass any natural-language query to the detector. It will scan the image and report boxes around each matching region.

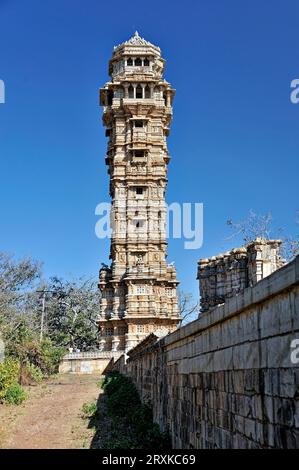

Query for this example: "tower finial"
[113,31,161,51]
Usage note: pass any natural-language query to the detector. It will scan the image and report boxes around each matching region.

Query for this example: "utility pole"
[37,289,55,342]
[40,291,46,342]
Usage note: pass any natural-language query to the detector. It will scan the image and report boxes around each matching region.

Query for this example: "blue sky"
[0,0,298,299]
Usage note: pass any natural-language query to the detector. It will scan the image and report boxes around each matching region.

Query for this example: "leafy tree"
[4,318,65,383]
[0,252,101,353]
[43,277,100,351]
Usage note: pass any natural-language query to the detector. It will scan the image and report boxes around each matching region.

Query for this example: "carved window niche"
[157,127,163,135]
[135,186,146,199]
[134,220,145,238]
[114,87,124,99]
[137,324,145,333]
[165,288,173,297]
[132,124,147,145]
[136,84,143,99]
[154,87,161,100]
[103,289,114,299]
[134,149,145,159]
[136,253,144,264]
[130,148,147,165]
[107,90,113,106]
[105,327,114,336]
[128,85,134,98]
[145,85,151,98]
[135,220,144,229]
[136,285,147,295]
[118,326,127,336]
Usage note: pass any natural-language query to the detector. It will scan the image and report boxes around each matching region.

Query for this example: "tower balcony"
[115,65,154,77]
[131,130,147,142]
[123,265,171,280]
[103,98,172,119]
[122,97,165,107]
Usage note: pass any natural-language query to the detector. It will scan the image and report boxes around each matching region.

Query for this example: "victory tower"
[98,32,180,354]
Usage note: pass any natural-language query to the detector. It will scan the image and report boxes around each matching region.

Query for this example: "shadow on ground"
[87,372,172,450]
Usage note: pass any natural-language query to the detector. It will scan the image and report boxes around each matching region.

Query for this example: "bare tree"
[178,289,199,326]
[226,209,299,262]
[278,209,299,261]
[226,209,273,243]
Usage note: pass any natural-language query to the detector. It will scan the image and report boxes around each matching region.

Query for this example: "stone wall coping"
[162,255,299,349]
[63,351,120,360]
[113,354,126,368]
[197,238,283,267]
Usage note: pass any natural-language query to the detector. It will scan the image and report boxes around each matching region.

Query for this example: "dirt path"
[0,374,102,449]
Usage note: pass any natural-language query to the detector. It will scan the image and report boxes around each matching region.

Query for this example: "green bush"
[4,320,65,379]
[82,401,97,418]
[102,435,139,449]
[25,362,43,383]
[128,403,171,449]
[102,371,140,417]
[36,338,65,376]
[97,377,105,388]
[0,358,20,400]
[4,383,28,405]
[99,371,171,449]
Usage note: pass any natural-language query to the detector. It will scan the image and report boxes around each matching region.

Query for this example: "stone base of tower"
[98,264,181,356]
[98,317,180,355]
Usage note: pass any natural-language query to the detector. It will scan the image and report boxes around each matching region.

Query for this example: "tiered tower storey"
[98,32,180,353]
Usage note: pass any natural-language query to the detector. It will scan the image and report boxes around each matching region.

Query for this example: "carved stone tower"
[98,32,180,354]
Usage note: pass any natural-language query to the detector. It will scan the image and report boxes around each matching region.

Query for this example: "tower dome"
[113,31,160,52]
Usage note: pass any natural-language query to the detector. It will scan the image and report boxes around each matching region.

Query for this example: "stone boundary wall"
[113,256,299,448]
[59,351,119,374]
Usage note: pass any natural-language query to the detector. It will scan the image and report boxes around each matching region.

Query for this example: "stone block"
[244,417,256,440]
[264,396,274,423]
[233,370,245,394]
[196,389,203,405]
[294,398,299,427]
[279,368,296,398]
[233,433,249,449]
[213,347,233,371]
[255,421,264,446]
[244,369,261,394]
[234,414,245,434]
[252,395,263,420]
[265,423,275,447]
[233,342,260,370]
[273,397,294,427]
